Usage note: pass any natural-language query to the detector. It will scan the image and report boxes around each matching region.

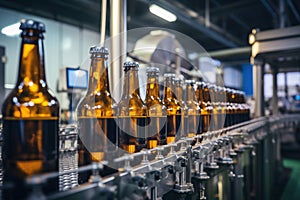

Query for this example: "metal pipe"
[110,0,127,102]
[284,72,288,98]
[272,66,279,115]
[205,0,210,27]
[253,63,265,117]
[279,0,286,28]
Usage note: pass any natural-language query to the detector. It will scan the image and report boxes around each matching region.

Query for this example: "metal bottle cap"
[20,19,45,32]
[146,67,159,73]
[89,46,109,58]
[123,61,139,72]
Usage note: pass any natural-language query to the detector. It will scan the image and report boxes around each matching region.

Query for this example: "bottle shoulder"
[117,94,147,117]
[2,87,59,118]
[77,93,116,117]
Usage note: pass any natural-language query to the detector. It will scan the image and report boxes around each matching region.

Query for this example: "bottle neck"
[146,75,160,99]
[17,34,46,86]
[122,68,141,99]
[203,87,211,103]
[186,85,196,102]
[87,57,110,94]
[164,79,175,100]
[175,84,183,102]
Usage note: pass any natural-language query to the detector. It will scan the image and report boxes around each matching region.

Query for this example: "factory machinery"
[0,114,298,200]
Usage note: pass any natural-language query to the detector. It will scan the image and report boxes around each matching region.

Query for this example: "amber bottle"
[174,77,187,139]
[201,83,213,132]
[145,67,167,147]
[224,88,233,127]
[2,19,59,198]
[163,74,181,144]
[118,61,147,153]
[185,80,201,138]
[77,46,117,182]
[216,86,226,130]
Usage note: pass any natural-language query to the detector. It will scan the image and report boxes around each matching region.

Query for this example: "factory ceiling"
[0,0,299,52]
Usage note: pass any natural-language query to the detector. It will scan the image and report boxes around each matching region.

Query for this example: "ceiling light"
[1,22,21,37]
[149,4,177,22]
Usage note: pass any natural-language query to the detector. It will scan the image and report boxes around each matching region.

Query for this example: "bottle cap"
[163,73,176,78]
[123,61,139,72]
[89,46,109,58]
[146,67,159,73]
[20,19,45,32]
[185,80,195,85]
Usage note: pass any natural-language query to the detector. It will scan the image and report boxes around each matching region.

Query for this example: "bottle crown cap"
[20,19,45,32]
[123,61,139,72]
[185,79,195,84]
[164,73,176,78]
[89,46,109,56]
[146,67,159,73]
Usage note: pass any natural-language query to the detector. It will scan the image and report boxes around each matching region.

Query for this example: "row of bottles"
[1,19,251,198]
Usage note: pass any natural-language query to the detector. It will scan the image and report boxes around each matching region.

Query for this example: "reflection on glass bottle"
[216,86,226,130]
[185,80,201,140]
[118,62,147,153]
[77,46,117,183]
[174,77,187,138]
[224,88,233,127]
[200,83,213,133]
[145,67,167,148]
[163,74,181,144]
[1,19,59,199]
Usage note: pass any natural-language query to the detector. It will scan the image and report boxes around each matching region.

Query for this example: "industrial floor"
[281,130,300,200]
[281,159,300,200]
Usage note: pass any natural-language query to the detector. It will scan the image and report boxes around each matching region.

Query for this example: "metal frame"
[249,25,300,117]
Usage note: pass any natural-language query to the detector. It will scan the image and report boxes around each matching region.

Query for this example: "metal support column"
[253,63,265,117]
[110,0,127,102]
[272,66,279,115]
[284,72,288,99]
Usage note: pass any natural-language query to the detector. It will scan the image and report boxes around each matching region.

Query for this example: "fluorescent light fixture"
[149,4,177,22]
[1,22,21,37]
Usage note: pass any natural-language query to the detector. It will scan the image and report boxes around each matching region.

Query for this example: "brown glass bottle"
[216,86,226,130]
[77,46,117,183]
[185,80,201,139]
[174,77,187,139]
[145,67,167,147]
[118,62,147,153]
[208,84,219,131]
[201,83,213,132]
[163,74,181,144]
[229,89,238,125]
[240,91,250,121]
[1,19,59,199]
[224,88,233,127]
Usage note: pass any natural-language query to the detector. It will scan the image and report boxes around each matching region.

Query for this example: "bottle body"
[185,80,201,140]
[77,46,117,183]
[118,62,147,153]
[2,19,59,198]
[145,67,167,148]
[163,74,181,144]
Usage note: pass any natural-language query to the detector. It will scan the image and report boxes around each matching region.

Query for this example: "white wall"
[0,7,100,109]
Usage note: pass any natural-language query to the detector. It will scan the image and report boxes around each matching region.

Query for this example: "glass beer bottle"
[174,77,187,138]
[202,83,213,132]
[216,86,226,130]
[118,61,147,153]
[77,46,117,183]
[195,82,210,133]
[145,67,167,148]
[163,74,181,144]
[185,80,201,139]
[2,19,59,198]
